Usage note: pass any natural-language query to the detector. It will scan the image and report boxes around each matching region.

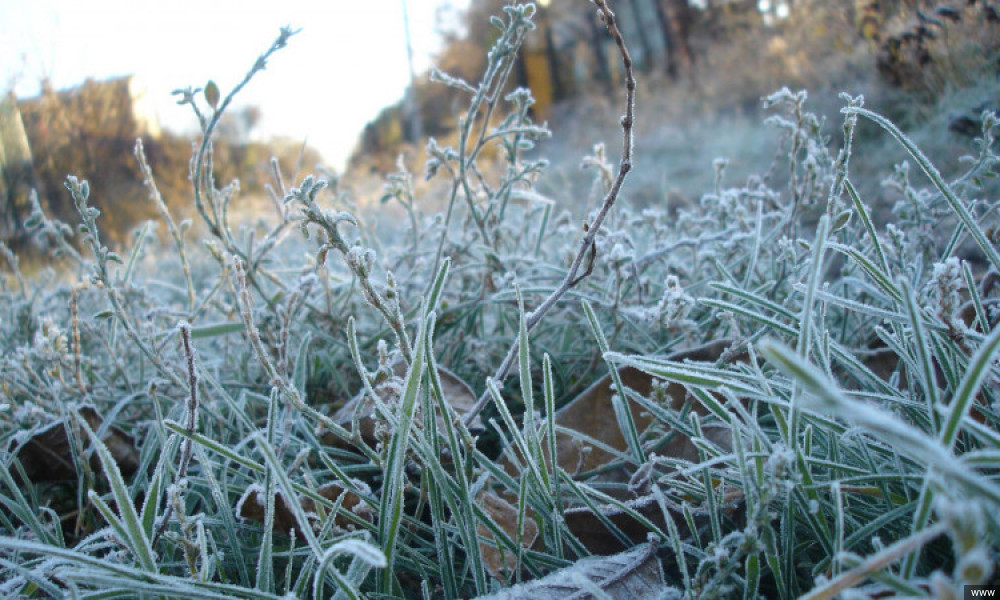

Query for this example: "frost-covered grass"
[2,2,1000,599]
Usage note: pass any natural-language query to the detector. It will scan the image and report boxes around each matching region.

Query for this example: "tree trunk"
[587,11,613,91]
[625,0,657,72]
[661,0,696,72]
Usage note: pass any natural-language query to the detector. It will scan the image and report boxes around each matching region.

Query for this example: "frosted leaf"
[956,547,994,585]
[234,483,267,520]
[931,257,967,329]
[472,542,672,600]
[656,275,695,327]
[765,443,794,479]
[322,538,386,568]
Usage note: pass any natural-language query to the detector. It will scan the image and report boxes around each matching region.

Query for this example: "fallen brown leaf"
[562,483,745,556]
[477,490,540,583]
[236,481,370,539]
[323,358,481,451]
[507,339,742,482]
[473,541,674,600]
[9,405,139,484]
[496,340,746,555]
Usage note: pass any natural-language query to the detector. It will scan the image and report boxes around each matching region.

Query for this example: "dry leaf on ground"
[540,339,741,480]
[236,481,370,539]
[477,490,540,582]
[497,340,746,554]
[8,405,139,483]
[561,482,744,556]
[323,358,481,450]
[473,541,676,600]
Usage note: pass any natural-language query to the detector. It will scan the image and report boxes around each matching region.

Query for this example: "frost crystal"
[656,275,695,328]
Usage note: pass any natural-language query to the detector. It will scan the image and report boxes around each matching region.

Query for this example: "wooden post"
[0,93,36,243]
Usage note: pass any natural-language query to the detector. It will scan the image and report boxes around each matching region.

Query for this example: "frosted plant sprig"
[764,87,834,230]
[764,88,810,209]
[289,175,413,362]
[953,109,999,192]
[62,176,187,390]
[174,25,299,244]
[843,104,1000,272]
[65,177,121,282]
[167,28,303,320]
[463,0,637,427]
[930,256,969,338]
[452,4,537,243]
[70,285,85,392]
[287,175,353,255]
[581,143,615,204]
[246,167,300,281]
[827,93,863,215]
[231,259,371,459]
[425,2,543,277]
[380,156,420,257]
[134,139,195,312]
[657,274,696,329]
[164,479,205,578]
[481,87,551,226]
[21,190,83,265]
[152,321,201,546]
[0,240,26,296]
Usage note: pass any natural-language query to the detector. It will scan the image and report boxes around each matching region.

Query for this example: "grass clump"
[2,1,1000,599]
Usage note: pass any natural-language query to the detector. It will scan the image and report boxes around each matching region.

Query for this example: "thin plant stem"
[464,0,636,426]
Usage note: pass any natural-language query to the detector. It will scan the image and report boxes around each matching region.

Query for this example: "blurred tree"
[867,0,1000,96]
[217,105,262,143]
[14,75,322,248]
[349,0,998,173]
[18,76,164,240]
[625,0,658,72]
[654,0,698,78]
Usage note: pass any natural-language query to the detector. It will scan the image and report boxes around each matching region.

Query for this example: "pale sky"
[1,0,468,171]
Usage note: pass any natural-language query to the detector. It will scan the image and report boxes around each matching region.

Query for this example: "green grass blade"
[140,433,179,540]
[828,242,903,305]
[423,323,487,595]
[314,537,386,600]
[163,420,265,473]
[844,178,889,273]
[940,319,1000,450]
[78,414,157,573]
[120,220,150,287]
[378,307,430,594]
[583,301,646,465]
[962,260,990,334]
[899,276,940,434]
[0,458,60,546]
[709,281,798,321]
[194,445,251,588]
[253,433,321,555]
[517,283,551,487]
[188,321,245,339]
[426,256,452,313]
[487,377,547,492]
[2,536,287,598]
[791,214,830,450]
[604,351,760,398]
[760,338,1000,504]
[255,472,275,593]
[844,106,1000,272]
